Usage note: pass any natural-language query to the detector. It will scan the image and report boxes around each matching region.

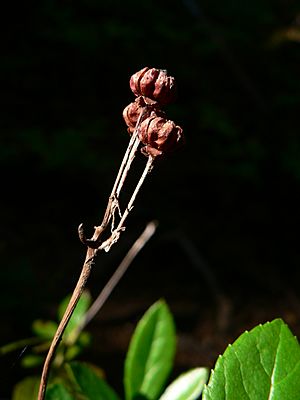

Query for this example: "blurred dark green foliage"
[1,0,300,397]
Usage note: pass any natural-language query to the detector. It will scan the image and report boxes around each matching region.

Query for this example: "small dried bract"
[129,67,177,106]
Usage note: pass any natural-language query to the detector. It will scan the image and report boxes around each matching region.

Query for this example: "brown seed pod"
[152,70,177,106]
[129,67,149,97]
[139,115,184,158]
[139,68,160,98]
[122,96,163,134]
[129,67,177,106]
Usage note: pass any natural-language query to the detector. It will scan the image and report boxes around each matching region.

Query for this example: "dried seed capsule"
[153,70,177,105]
[122,97,146,134]
[129,67,177,105]
[139,115,184,158]
[129,67,149,97]
[139,68,160,98]
[122,96,163,134]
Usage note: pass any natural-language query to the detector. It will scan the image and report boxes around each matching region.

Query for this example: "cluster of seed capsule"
[123,67,184,158]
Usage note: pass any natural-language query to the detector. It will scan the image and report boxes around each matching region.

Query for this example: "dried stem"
[81,106,150,248]
[100,156,155,252]
[101,108,149,224]
[113,107,147,198]
[115,135,141,198]
[37,108,154,400]
[37,247,95,400]
[72,220,158,339]
[37,60,183,396]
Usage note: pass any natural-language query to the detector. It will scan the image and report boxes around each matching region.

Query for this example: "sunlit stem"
[100,156,155,252]
[97,107,149,234]
[68,220,158,344]
[111,107,148,199]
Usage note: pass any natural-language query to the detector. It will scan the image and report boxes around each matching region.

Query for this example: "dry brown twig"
[37,67,184,400]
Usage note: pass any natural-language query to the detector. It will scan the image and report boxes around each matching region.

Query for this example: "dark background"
[1,0,300,397]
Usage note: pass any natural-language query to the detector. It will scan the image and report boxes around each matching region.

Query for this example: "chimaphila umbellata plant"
[37,66,185,399]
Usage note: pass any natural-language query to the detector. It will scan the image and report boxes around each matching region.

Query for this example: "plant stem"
[37,246,95,400]
[73,220,158,339]
[100,156,154,252]
[98,108,148,234]
[113,108,146,198]
[37,109,152,400]
[83,107,149,247]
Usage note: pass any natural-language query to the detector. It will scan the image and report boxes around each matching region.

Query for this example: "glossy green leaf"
[124,299,176,400]
[12,376,40,400]
[57,290,91,339]
[159,367,209,400]
[203,318,300,400]
[32,319,58,339]
[67,360,121,400]
[46,383,76,400]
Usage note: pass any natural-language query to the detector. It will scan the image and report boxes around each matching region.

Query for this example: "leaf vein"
[267,324,282,400]
[231,346,251,400]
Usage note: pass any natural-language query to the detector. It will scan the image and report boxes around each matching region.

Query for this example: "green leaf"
[46,383,76,400]
[64,344,83,361]
[159,368,209,400]
[77,331,92,348]
[21,354,44,368]
[67,360,121,400]
[57,290,91,339]
[203,318,300,400]
[0,337,44,355]
[77,331,92,347]
[124,299,176,400]
[12,376,40,400]
[32,319,58,339]
[64,331,92,360]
